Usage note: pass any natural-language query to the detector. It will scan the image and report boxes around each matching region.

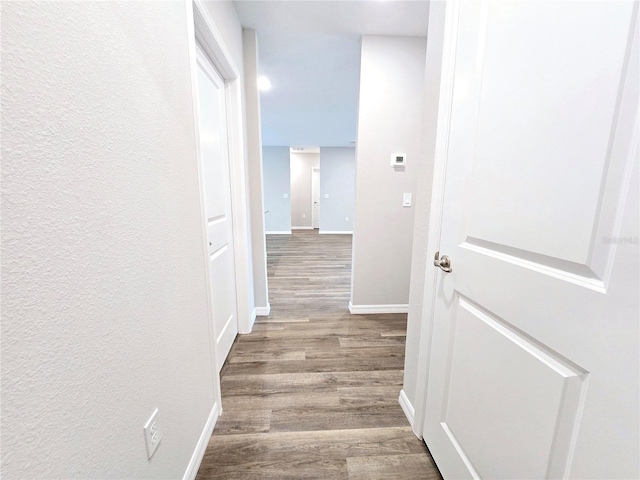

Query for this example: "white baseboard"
[265,230,291,234]
[348,301,409,314]
[291,226,314,230]
[182,402,220,480]
[319,230,353,235]
[399,389,416,430]
[255,304,270,316]
[249,308,257,331]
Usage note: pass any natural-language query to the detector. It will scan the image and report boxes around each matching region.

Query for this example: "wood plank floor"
[196,230,441,479]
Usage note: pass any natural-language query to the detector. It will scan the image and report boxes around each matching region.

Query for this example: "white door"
[195,44,238,372]
[423,2,638,479]
[312,168,320,229]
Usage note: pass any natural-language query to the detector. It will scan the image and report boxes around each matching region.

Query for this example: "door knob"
[433,251,452,273]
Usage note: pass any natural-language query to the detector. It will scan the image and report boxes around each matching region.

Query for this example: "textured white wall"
[403,2,445,411]
[319,147,356,233]
[290,152,320,228]
[351,36,427,307]
[1,2,224,478]
[263,147,292,233]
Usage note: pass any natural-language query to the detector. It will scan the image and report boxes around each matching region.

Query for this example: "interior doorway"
[290,147,320,230]
[312,167,320,229]
[194,43,239,371]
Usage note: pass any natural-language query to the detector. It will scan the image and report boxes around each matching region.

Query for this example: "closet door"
[195,43,238,371]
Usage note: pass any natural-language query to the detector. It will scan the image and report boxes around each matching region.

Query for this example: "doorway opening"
[312,167,320,229]
[290,146,320,232]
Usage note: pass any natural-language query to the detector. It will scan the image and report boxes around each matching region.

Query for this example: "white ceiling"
[233,1,430,147]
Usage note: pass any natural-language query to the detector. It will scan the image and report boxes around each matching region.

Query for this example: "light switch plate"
[283,193,289,198]
[391,153,407,167]
[403,193,412,207]
[324,194,329,198]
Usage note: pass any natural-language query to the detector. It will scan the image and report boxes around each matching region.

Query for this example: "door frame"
[411,0,460,440]
[185,0,252,377]
[195,41,240,375]
[190,0,254,337]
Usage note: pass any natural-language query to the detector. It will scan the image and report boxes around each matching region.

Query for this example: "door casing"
[185,0,253,398]
[411,0,462,441]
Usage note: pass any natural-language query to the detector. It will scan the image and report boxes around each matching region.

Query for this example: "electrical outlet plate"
[144,408,161,459]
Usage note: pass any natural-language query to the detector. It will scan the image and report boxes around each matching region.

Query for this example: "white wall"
[350,35,427,310]
[402,2,445,419]
[263,147,292,233]
[319,147,356,233]
[1,1,244,478]
[290,152,320,229]
[242,28,269,313]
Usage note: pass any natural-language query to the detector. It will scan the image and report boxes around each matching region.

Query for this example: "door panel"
[423,2,638,479]
[463,1,631,265]
[196,44,238,372]
[442,297,586,479]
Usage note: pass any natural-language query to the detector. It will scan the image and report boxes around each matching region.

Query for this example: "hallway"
[196,230,441,479]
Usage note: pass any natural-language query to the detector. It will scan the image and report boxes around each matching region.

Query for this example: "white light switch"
[391,153,407,167]
[283,193,288,198]
[403,193,412,207]
[324,194,329,199]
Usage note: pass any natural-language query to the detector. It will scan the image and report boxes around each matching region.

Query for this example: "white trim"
[246,305,270,331]
[412,0,460,440]
[226,79,253,335]
[399,389,417,435]
[192,0,239,79]
[291,226,314,230]
[319,230,353,235]
[265,230,292,235]
[182,402,220,480]
[348,302,409,314]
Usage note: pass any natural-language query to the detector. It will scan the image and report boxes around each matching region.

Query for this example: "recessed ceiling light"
[257,76,271,91]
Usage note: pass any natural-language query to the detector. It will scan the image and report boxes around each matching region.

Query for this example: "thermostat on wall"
[390,153,406,167]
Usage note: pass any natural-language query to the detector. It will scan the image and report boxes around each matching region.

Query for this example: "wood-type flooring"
[196,229,441,479]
